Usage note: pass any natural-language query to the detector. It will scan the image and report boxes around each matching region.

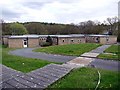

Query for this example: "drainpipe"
[26,37,28,47]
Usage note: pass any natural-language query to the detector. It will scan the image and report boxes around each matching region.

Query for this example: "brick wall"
[100,36,117,44]
[58,37,85,45]
[28,38,39,47]
[52,37,58,45]
[85,36,100,43]
[8,38,23,48]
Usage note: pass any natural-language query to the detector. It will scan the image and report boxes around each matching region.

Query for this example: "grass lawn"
[2,45,59,73]
[34,43,101,56]
[98,45,120,60]
[49,67,120,89]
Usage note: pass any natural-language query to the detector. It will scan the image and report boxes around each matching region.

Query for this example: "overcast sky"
[1,0,119,24]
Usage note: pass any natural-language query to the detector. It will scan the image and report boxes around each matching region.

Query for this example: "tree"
[46,36,53,45]
[2,20,11,35]
[24,22,48,34]
[10,23,28,35]
[105,17,118,35]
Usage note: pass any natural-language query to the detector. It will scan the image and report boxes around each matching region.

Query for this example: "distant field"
[2,45,59,73]
[98,45,119,60]
[34,43,101,56]
[49,67,120,89]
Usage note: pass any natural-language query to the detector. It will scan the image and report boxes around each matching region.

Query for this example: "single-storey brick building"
[55,35,85,45]
[8,35,40,48]
[85,35,117,44]
[2,34,117,48]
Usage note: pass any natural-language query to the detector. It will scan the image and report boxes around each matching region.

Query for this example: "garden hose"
[95,69,101,90]
[88,64,101,90]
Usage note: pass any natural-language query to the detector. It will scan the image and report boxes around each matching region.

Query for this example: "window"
[96,37,99,43]
[106,38,109,41]
[96,37,99,40]
[63,39,65,42]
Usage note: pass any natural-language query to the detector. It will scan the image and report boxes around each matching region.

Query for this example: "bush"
[46,36,53,45]
[41,42,50,47]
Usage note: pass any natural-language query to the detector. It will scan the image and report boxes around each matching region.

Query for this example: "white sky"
[1,0,119,24]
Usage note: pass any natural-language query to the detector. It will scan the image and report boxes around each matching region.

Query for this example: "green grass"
[49,67,120,89]
[98,45,120,60]
[34,43,101,56]
[2,46,59,73]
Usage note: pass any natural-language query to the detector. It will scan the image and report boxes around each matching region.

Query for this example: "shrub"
[41,42,50,47]
[46,36,53,45]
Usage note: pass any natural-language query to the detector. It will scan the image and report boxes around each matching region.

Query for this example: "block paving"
[0,64,72,89]
[1,45,113,89]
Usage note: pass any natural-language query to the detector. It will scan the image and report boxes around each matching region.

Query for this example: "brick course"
[8,38,23,48]
[28,38,39,47]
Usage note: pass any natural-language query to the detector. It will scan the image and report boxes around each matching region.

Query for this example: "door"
[70,39,74,44]
[23,39,28,48]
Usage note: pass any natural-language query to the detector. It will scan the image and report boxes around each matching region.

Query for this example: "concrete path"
[81,45,111,58]
[9,48,76,63]
[2,44,120,89]
[1,64,72,89]
[66,45,120,71]
[9,45,119,71]
[90,45,111,53]
[63,57,94,68]
[89,58,120,71]
[63,57,120,71]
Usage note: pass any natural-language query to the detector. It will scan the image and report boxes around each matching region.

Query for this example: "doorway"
[23,39,28,48]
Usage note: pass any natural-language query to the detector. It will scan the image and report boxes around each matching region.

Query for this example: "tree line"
[1,17,119,37]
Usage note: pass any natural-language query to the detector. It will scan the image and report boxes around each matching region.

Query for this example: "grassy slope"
[2,46,59,73]
[98,45,120,60]
[49,67,120,89]
[34,43,101,56]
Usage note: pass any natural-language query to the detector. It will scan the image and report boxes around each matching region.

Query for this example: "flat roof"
[86,34,109,37]
[6,34,113,39]
[9,35,39,39]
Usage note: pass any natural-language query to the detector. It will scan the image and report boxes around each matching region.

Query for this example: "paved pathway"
[81,45,111,58]
[90,45,111,53]
[2,44,120,89]
[9,45,119,71]
[89,58,119,71]
[66,57,120,71]
[9,48,76,63]
[64,45,120,71]
[1,64,72,89]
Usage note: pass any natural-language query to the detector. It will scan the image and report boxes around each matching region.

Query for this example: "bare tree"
[106,17,118,35]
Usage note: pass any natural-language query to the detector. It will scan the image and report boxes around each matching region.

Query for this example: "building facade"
[2,34,117,48]
[85,35,117,44]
